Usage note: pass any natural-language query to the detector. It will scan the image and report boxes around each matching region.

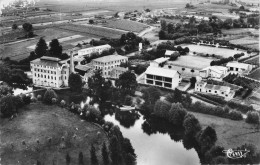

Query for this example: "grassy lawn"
[247,68,260,81]
[182,44,247,58]
[191,112,260,151]
[0,103,108,165]
[103,19,149,33]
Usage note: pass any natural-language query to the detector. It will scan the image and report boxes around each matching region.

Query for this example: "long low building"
[78,44,111,57]
[144,66,181,89]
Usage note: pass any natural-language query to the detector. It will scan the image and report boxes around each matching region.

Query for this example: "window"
[164,77,172,82]
[146,80,153,84]
[155,81,162,86]
[215,91,217,93]
[164,83,172,88]
[155,76,162,81]
[222,92,224,94]
[147,74,153,79]
[209,90,211,92]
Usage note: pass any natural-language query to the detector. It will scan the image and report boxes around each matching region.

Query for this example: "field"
[182,44,248,58]
[0,103,108,165]
[244,55,259,65]
[56,24,126,38]
[0,28,97,61]
[167,55,212,70]
[222,28,259,36]
[102,19,149,33]
[191,111,260,151]
[246,68,260,81]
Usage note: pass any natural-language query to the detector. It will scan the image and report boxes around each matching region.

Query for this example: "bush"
[228,110,243,120]
[37,95,42,101]
[52,98,57,104]
[31,97,37,103]
[246,111,260,124]
[60,100,66,107]
[124,95,132,106]
[0,95,17,117]
[43,89,58,104]
[227,101,254,113]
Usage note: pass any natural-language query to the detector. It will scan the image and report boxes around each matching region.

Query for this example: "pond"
[104,110,200,165]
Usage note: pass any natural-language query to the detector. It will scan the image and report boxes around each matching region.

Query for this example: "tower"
[70,51,74,74]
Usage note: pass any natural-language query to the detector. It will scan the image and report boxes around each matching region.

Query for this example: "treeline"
[140,86,259,164]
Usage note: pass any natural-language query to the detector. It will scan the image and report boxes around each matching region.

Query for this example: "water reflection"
[104,111,200,165]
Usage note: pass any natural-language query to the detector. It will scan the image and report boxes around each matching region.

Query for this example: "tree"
[102,142,109,165]
[43,89,58,104]
[141,86,161,105]
[109,136,123,165]
[49,39,62,57]
[223,19,233,29]
[197,126,217,153]
[190,77,196,88]
[160,20,167,31]
[168,103,187,126]
[183,113,201,138]
[185,3,190,8]
[68,73,83,92]
[22,22,33,32]
[167,23,174,34]
[159,30,166,40]
[78,152,84,165]
[174,88,183,103]
[239,5,245,10]
[35,37,48,58]
[66,153,71,165]
[170,52,179,61]
[12,24,18,30]
[90,145,98,165]
[0,95,16,117]
[153,100,171,119]
[89,20,94,24]
[0,84,13,98]
[116,71,137,96]
[246,111,260,124]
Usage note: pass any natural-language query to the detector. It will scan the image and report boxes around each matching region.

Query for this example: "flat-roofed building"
[144,66,181,89]
[78,44,111,57]
[226,62,252,74]
[195,81,235,98]
[30,56,70,88]
[199,66,228,79]
[92,55,128,78]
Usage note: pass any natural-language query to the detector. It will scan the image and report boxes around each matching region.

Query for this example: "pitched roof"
[93,55,128,63]
[78,44,111,52]
[75,65,92,72]
[31,56,62,67]
[112,67,128,72]
[145,66,179,78]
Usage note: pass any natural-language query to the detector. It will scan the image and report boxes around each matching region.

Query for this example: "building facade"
[199,66,228,79]
[78,44,111,57]
[92,55,128,78]
[110,67,128,79]
[226,62,252,74]
[144,66,181,89]
[30,56,70,88]
[195,81,235,98]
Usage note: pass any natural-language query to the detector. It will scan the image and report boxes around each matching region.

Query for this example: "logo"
[223,149,250,159]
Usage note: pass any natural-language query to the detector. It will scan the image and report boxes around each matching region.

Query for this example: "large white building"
[144,66,181,89]
[199,66,228,79]
[92,55,128,78]
[30,56,72,88]
[78,44,111,57]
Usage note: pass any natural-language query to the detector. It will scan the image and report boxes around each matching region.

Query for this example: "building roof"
[93,55,128,63]
[205,84,214,90]
[153,57,170,64]
[31,56,63,67]
[226,62,249,69]
[165,50,177,56]
[201,66,227,74]
[75,65,92,72]
[78,44,111,52]
[145,66,179,78]
[112,67,128,72]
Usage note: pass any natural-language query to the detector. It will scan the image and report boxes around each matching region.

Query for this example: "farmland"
[102,19,149,33]
[0,103,108,165]
[246,68,260,81]
[55,24,126,38]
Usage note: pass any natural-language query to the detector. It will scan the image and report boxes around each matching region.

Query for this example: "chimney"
[70,51,74,74]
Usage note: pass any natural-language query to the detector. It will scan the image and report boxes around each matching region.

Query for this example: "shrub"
[37,95,42,101]
[246,111,260,124]
[0,95,17,117]
[227,101,254,113]
[60,100,66,107]
[84,105,101,122]
[52,98,57,104]
[43,89,58,104]
[31,97,37,103]
[168,103,187,126]
[228,110,243,120]
[124,95,132,106]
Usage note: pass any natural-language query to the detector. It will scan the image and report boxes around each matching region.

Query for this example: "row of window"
[146,80,172,88]
[34,74,67,80]
[197,88,228,96]
[34,68,58,74]
[34,64,56,70]
[94,59,127,66]
[95,65,121,70]
[146,74,172,83]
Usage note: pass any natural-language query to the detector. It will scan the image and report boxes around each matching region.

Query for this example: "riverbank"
[0,103,108,165]
[191,111,260,151]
